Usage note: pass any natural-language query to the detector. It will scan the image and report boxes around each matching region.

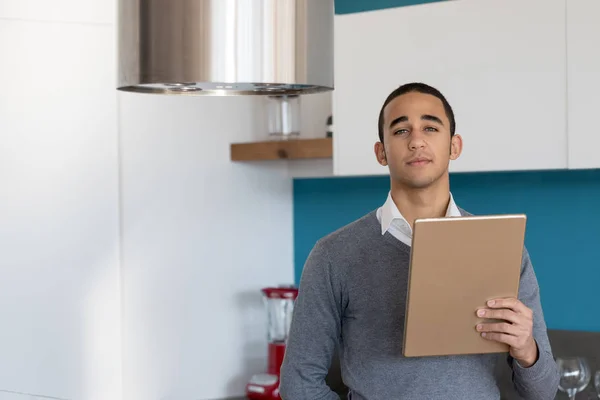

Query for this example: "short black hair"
[377,82,456,143]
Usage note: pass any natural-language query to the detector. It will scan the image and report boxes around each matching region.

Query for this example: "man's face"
[375,92,462,189]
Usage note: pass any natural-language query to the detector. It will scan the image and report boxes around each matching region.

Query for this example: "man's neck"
[390,179,451,229]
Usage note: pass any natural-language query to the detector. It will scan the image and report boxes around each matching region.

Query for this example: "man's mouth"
[407,158,431,166]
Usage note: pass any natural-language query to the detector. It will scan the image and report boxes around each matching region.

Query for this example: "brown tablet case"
[403,214,526,357]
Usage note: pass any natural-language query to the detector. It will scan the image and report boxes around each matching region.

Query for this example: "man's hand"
[475,297,538,367]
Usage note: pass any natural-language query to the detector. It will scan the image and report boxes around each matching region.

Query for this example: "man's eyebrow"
[421,114,444,125]
[389,114,444,129]
[388,116,408,129]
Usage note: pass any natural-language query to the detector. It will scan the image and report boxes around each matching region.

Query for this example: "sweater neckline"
[366,210,412,255]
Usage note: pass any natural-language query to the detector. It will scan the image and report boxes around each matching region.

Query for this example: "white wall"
[332,0,568,177]
[118,93,295,400]
[0,2,121,400]
[0,2,322,399]
[566,0,600,169]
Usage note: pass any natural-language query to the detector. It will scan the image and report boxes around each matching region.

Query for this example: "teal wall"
[293,169,600,332]
[335,0,444,14]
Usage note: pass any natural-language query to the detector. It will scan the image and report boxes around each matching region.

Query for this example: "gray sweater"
[279,210,559,400]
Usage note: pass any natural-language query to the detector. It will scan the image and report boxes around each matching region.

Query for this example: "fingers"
[478,321,535,353]
[476,321,518,336]
[475,297,536,356]
[479,331,518,347]
[476,307,520,324]
[476,297,534,324]
[486,298,532,317]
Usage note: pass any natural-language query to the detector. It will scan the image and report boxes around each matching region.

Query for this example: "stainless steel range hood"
[117,0,334,96]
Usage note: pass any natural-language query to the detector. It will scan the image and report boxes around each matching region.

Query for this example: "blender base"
[245,373,279,400]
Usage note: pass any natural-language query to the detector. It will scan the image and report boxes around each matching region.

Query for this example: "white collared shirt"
[376,191,462,247]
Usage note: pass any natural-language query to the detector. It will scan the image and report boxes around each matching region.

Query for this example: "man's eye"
[425,127,438,132]
[394,129,409,135]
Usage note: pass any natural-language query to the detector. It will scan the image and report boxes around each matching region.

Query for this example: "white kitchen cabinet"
[333,0,568,176]
[0,0,114,24]
[567,0,600,169]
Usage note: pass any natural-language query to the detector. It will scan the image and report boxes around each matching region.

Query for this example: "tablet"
[402,214,526,357]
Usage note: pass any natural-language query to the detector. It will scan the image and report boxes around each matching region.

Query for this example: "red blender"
[246,286,298,400]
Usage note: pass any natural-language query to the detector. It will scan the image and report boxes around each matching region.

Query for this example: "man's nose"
[408,131,426,150]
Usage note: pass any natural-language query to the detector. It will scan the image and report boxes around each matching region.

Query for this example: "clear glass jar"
[262,287,298,344]
[266,95,301,139]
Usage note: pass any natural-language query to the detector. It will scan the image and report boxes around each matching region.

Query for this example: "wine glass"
[556,357,591,400]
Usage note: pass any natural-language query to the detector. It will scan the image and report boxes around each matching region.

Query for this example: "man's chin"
[407,180,436,189]
[395,175,438,189]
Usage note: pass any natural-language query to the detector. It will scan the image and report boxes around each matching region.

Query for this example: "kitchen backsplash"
[293,168,600,332]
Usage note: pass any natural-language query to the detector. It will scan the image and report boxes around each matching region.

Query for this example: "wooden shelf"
[230,137,332,161]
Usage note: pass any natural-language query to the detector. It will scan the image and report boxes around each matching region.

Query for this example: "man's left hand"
[476,297,538,367]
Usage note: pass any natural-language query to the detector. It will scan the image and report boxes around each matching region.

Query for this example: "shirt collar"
[380,191,462,235]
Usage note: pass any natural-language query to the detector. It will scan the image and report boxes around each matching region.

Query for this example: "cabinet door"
[567,0,600,169]
[333,0,567,176]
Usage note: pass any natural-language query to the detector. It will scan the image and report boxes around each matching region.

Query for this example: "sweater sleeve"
[279,240,343,400]
[509,247,560,399]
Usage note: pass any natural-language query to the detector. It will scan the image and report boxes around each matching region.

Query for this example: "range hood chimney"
[117,0,334,96]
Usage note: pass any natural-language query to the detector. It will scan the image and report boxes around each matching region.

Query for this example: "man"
[279,83,559,399]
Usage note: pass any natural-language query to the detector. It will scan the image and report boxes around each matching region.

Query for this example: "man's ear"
[374,141,388,166]
[449,134,463,160]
